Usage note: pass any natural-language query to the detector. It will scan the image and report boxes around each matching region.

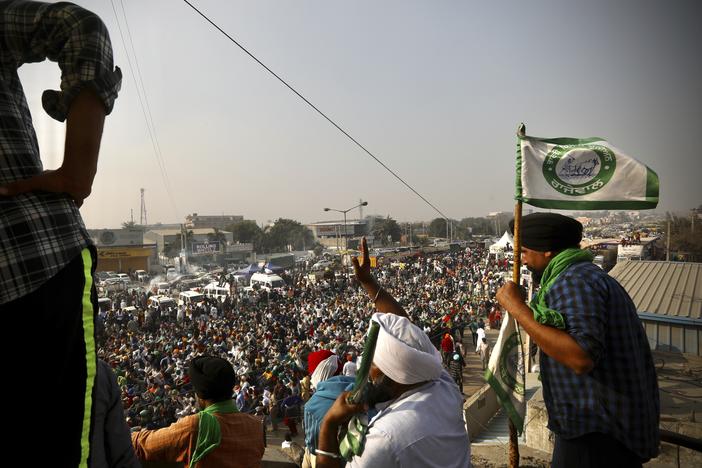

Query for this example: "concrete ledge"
[262,447,299,467]
[464,382,499,440]
[524,384,553,454]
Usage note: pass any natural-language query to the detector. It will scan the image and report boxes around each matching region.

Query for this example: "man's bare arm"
[0,87,106,206]
[352,237,408,318]
[497,282,594,375]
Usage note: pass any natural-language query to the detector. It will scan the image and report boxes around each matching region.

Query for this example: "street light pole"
[324,201,369,252]
[343,211,348,251]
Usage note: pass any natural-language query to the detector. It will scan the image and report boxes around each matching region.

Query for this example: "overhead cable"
[110,0,180,220]
[181,0,451,221]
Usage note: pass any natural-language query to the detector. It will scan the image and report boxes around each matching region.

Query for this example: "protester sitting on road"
[131,356,265,467]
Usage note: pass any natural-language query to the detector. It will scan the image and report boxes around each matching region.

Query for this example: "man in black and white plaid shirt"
[0,1,122,466]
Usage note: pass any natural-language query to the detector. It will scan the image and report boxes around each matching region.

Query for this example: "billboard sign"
[316,224,354,236]
[192,242,220,254]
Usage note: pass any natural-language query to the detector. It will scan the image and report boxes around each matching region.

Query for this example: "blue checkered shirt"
[540,261,660,460]
[0,1,121,304]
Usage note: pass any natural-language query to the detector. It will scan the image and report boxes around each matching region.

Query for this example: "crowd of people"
[2,2,662,465]
[96,245,507,434]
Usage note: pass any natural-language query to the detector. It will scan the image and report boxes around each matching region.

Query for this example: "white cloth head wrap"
[371,313,442,385]
[310,354,340,389]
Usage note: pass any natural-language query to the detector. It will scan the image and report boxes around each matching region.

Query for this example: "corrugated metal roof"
[609,261,702,320]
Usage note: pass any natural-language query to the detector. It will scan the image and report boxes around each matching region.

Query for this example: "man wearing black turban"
[497,213,659,468]
[131,356,265,467]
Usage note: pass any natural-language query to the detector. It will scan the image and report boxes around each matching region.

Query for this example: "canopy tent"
[489,231,514,254]
[235,264,261,276]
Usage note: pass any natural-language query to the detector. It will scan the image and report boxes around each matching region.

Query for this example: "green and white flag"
[485,315,525,435]
[517,133,659,210]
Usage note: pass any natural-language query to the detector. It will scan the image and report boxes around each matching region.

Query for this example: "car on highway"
[116,273,131,283]
[135,270,149,282]
[311,260,333,270]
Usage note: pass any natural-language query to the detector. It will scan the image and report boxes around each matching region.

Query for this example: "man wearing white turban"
[315,238,470,468]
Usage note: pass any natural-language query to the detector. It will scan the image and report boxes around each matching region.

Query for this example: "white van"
[249,273,285,291]
[116,273,131,283]
[148,295,176,310]
[179,290,205,307]
[166,266,177,280]
[203,282,230,301]
[135,270,149,282]
[156,282,170,295]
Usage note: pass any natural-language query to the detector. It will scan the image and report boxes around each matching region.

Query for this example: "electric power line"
[181,0,452,222]
[110,0,180,221]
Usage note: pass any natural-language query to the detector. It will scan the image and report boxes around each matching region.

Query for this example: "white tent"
[489,231,514,254]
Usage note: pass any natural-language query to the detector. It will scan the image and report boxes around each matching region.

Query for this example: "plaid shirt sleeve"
[546,264,607,365]
[0,0,122,120]
[0,1,121,305]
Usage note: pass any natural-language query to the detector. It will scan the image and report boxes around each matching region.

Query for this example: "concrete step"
[470,373,541,446]
[472,408,513,445]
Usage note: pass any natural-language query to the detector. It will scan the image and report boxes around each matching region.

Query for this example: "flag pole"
[508,123,526,468]
[508,200,522,468]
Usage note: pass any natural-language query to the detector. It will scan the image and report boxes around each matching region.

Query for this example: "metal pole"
[343,211,348,251]
[666,216,671,261]
[507,123,528,468]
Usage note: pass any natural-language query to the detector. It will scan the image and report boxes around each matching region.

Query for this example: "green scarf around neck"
[529,248,594,329]
[189,399,238,467]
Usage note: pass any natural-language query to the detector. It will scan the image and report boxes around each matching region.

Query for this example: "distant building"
[224,242,255,265]
[144,228,234,254]
[185,213,243,230]
[142,227,254,264]
[617,237,660,262]
[87,228,157,273]
[307,220,367,249]
[89,228,145,247]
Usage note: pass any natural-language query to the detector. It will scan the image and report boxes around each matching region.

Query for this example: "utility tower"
[140,188,148,226]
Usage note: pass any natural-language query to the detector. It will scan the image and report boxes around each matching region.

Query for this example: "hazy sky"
[19,0,702,228]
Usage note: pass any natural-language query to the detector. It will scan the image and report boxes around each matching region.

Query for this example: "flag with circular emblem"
[485,315,525,435]
[517,134,659,209]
